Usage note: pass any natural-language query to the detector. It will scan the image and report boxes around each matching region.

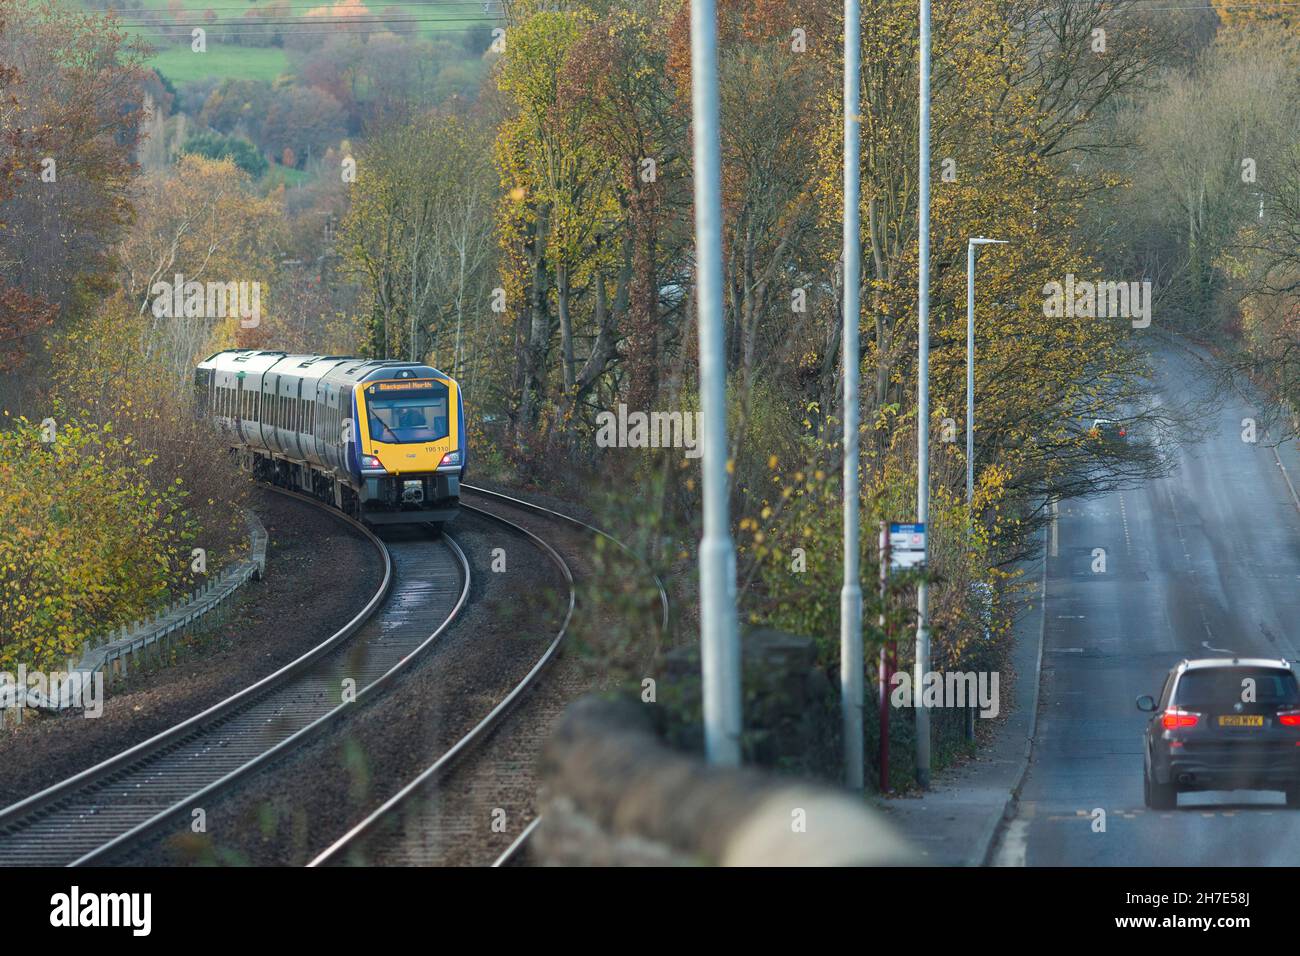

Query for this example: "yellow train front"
[195,350,465,528]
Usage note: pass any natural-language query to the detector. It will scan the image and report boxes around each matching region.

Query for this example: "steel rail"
[0,487,469,867]
[308,484,672,867]
[490,816,541,868]
[462,483,670,634]
[306,500,575,866]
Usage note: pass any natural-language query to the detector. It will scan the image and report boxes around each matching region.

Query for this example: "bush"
[0,418,200,670]
[180,131,269,179]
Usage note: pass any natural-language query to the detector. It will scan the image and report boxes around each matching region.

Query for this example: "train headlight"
[363,455,384,470]
[439,451,461,467]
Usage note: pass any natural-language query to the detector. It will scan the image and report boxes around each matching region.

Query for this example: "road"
[995,338,1300,866]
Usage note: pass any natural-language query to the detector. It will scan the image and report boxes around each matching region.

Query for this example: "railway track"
[0,488,468,867]
[308,484,669,867]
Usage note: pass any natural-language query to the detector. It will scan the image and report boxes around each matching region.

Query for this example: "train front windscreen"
[365,381,450,444]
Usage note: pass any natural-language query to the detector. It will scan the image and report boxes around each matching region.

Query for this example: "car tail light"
[1161,709,1199,729]
[440,451,461,467]
[1278,711,1300,727]
[1119,428,1127,437]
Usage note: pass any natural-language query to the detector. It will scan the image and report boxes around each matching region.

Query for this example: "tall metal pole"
[840,0,864,792]
[878,521,891,792]
[966,240,976,511]
[914,0,933,789]
[690,0,741,767]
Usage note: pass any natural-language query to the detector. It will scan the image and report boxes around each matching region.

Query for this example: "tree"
[667,0,824,455]
[339,112,498,372]
[181,131,269,178]
[0,0,146,392]
[116,155,285,385]
[261,85,346,169]
[199,78,274,145]
[497,7,626,436]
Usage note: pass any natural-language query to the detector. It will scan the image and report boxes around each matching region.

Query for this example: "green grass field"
[114,0,493,86]
[145,43,289,84]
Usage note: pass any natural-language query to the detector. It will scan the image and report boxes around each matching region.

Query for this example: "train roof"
[199,350,454,382]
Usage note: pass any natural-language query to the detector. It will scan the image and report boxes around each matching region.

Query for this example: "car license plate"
[1218,715,1264,727]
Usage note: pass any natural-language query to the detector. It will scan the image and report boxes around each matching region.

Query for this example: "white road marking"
[1119,492,1131,555]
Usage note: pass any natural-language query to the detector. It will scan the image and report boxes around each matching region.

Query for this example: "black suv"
[1137,658,1300,809]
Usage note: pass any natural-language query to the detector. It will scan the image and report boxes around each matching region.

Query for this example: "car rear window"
[1174,668,1300,707]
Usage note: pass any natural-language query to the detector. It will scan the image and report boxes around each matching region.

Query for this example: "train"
[195,350,465,527]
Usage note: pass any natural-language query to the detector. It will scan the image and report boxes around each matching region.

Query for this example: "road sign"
[888,522,926,570]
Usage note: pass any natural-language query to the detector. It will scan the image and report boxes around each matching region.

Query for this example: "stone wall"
[531,629,914,866]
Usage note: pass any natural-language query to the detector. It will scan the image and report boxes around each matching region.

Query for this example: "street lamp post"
[915,0,932,790]
[689,0,741,766]
[965,238,1007,512]
[841,0,865,791]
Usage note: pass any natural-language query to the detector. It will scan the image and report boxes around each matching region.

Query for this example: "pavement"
[873,535,1047,866]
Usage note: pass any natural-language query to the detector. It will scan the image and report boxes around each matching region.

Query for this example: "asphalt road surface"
[994,339,1300,866]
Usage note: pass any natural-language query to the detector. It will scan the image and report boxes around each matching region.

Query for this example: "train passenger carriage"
[195,349,465,527]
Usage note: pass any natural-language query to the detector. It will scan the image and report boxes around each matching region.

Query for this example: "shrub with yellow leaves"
[0,417,200,670]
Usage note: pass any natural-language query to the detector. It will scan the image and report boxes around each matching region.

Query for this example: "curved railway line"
[308,483,670,867]
[0,488,468,867]
[0,483,669,868]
